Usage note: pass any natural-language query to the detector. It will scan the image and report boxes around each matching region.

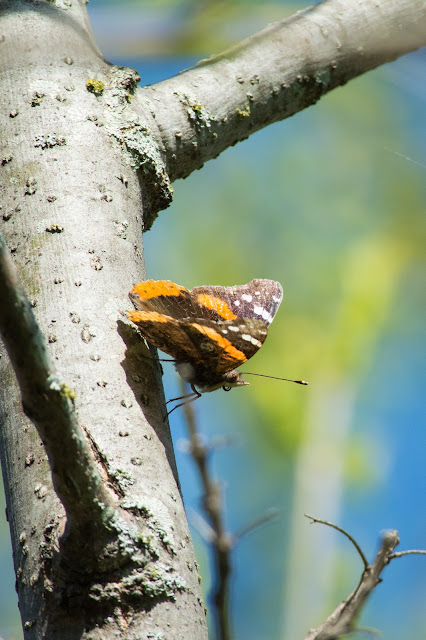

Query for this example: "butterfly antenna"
[242,372,308,385]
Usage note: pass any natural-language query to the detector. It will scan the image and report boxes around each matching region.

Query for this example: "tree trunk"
[0,1,206,638]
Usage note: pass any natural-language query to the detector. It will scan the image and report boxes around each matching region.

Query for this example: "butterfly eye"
[223,386,231,392]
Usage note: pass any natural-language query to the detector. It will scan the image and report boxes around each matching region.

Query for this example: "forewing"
[190,279,283,326]
[127,310,200,361]
[129,280,203,319]
[182,317,269,374]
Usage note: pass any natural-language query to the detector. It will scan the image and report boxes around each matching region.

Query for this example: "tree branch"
[0,232,118,549]
[181,384,233,640]
[305,514,369,569]
[390,549,426,559]
[304,522,420,640]
[133,0,426,228]
[179,388,282,640]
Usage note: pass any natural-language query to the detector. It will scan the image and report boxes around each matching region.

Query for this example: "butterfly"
[127,279,305,411]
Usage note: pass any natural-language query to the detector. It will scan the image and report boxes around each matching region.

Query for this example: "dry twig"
[181,381,233,640]
[304,516,426,640]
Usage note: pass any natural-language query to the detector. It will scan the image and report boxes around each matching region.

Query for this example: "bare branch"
[390,549,426,559]
[305,528,400,640]
[134,0,426,229]
[235,508,280,541]
[181,381,233,640]
[305,513,369,569]
[0,233,118,552]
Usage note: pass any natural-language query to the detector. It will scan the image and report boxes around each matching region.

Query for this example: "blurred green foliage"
[89,0,304,56]
[145,68,424,456]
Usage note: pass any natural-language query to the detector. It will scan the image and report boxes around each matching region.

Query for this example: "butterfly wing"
[190,279,283,326]
[128,279,281,372]
[182,317,269,374]
[129,280,198,319]
[130,279,283,325]
[127,309,200,362]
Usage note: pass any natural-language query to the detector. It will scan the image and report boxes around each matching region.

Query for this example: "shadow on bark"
[116,319,181,491]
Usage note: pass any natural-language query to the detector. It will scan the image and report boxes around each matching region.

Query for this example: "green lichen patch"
[86,79,105,96]
[112,66,141,95]
[102,67,173,229]
[110,468,134,493]
[121,499,151,519]
[121,499,177,558]
[236,104,250,118]
[176,92,218,134]
[88,562,186,609]
[59,383,77,402]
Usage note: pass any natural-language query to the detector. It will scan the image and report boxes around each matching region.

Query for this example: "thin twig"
[305,513,369,569]
[390,549,426,559]
[234,507,280,541]
[351,626,381,637]
[304,527,401,640]
[0,233,117,553]
[189,508,216,544]
[180,379,232,640]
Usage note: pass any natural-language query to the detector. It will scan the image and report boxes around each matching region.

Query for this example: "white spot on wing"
[263,310,273,323]
[229,325,240,332]
[234,300,240,307]
[241,294,253,302]
[253,305,273,324]
[241,334,262,347]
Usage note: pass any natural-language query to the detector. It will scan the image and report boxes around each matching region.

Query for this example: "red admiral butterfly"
[127,279,306,411]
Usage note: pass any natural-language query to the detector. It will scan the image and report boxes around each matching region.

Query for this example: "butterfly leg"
[165,385,202,418]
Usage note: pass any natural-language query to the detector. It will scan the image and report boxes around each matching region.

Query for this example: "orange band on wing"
[195,293,237,320]
[191,323,246,362]
[131,280,187,300]
[127,310,170,323]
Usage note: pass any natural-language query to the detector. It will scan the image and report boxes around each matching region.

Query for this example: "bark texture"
[0,1,206,638]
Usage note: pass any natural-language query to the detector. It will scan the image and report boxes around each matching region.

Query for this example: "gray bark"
[0,0,424,639]
[0,1,206,638]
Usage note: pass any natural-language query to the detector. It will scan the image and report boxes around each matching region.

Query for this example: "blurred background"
[1,1,424,638]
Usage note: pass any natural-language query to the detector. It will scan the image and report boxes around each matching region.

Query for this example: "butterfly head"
[175,361,249,394]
